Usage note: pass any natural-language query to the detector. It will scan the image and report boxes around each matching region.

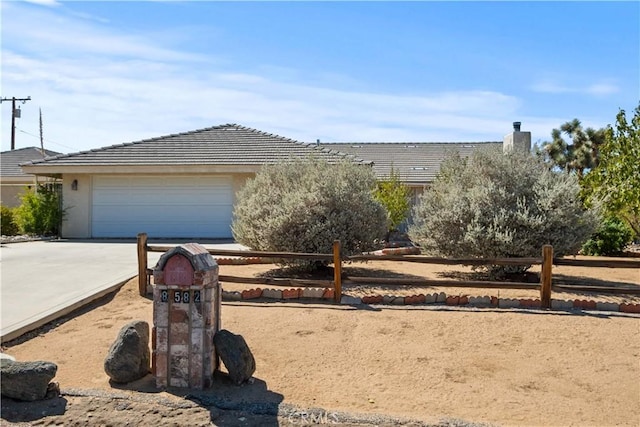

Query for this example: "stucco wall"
[0,182,33,208]
[61,174,92,238]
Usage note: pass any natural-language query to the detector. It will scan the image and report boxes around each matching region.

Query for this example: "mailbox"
[152,243,221,389]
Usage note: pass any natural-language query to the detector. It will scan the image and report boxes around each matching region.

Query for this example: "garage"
[92,175,234,238]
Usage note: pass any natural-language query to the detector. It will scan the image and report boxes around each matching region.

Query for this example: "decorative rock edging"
[220,288,640,314]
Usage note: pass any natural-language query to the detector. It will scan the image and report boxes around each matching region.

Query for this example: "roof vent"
[513,121,521,132]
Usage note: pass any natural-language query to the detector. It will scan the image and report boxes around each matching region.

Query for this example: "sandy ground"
[1,258,639,426]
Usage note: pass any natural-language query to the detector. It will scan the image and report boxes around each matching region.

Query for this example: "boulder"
[104,320,150,383]
[214,329,255,385]
[0,360,58,401]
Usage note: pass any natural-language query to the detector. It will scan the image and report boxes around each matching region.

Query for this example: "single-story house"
[1,147,62,207]
[20,124,366,239]
[21,123,530,239]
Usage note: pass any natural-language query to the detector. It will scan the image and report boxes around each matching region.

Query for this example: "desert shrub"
[409,147,599,276]
[232,157,387,269]
[581,216,633,256]
[14,184,63,236]
[374,167,411,232]
[1,205,19,236]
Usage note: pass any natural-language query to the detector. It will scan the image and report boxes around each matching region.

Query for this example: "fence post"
[333,240,342,303]
[137,232,148,296]
[540,245,553,308]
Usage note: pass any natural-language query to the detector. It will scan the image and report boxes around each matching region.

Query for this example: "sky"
[1,0,639,154]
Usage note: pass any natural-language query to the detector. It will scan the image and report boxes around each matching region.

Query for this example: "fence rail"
[137,233,640,306]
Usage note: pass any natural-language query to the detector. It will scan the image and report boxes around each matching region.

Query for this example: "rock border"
[221,288,640,314]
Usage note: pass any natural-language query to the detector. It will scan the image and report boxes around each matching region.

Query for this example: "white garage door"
[92,176,234,238]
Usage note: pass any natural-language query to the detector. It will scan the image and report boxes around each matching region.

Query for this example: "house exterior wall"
[1,180,33,207]
[61,174,92,238]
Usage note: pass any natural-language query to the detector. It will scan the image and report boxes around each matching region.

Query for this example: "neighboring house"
[21,123,531,239]
[319,141,500,205]
[20,124,366,239]
[320,122,531,204]
[1,147,62,207]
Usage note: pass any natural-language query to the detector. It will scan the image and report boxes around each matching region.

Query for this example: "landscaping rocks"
[551,300,573,310]
[340,295,362,305]
[262,288,283,300]
[302,288,325,299]
[596,302,620,312]
[104,320,150,384]
[214,329,256,385]
[0,359,58,401]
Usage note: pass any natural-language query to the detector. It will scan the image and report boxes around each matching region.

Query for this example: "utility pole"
[1,96,31,150]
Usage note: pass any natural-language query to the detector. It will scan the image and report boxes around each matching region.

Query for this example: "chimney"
[503,121,531,153]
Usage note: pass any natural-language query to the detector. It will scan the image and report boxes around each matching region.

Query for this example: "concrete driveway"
[0,239,244,342]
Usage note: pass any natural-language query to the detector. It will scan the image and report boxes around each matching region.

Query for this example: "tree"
[373,167,411,232]
[409,147,599,277]
[582,105,640,238]
[540,119,606,179]
[232,157,387,269]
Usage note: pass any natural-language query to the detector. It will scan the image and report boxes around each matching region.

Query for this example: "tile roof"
[319,142,502,184]
[1,147,63,177]
[21,124,365,168]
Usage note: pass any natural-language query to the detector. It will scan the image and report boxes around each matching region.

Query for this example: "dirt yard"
[2,257,639,426]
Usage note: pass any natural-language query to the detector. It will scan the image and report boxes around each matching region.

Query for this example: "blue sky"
[1,1,638,153]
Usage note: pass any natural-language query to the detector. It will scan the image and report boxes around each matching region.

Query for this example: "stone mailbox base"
[152,244,221,389]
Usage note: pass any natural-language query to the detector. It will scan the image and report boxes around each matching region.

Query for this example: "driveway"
[0,239,244,343]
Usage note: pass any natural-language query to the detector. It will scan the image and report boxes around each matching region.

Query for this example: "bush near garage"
[232,157,388,270]
[13,184,63,236]
[1,205,19,236]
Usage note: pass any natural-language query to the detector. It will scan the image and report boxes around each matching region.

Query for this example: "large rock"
[0,359,58,401]
[104,320,150,383]
[214,329,255,385]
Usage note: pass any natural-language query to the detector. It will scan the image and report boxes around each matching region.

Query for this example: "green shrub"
[409,147,600,276]
[232,157,387,269]
[374,167,411,232]
[581,216,633,256]
[14,184,63,236]
[1,205,19,236]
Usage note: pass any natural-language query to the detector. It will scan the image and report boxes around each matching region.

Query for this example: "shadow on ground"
[109,371,284,426]
[0,395,68,423]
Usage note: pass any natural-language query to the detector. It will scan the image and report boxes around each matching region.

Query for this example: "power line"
[17,128,78,151]
[1,96,31,150]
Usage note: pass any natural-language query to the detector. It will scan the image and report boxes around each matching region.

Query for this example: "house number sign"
[160,290,201,304]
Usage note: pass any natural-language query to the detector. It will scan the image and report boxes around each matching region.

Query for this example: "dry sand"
[2,258,639,426]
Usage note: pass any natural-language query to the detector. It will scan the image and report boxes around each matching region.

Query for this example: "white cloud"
[585,83,619,96]
[530,79,619,97]
[22,0,61,7]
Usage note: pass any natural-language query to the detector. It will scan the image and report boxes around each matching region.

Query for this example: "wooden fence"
[137,233,640,308]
